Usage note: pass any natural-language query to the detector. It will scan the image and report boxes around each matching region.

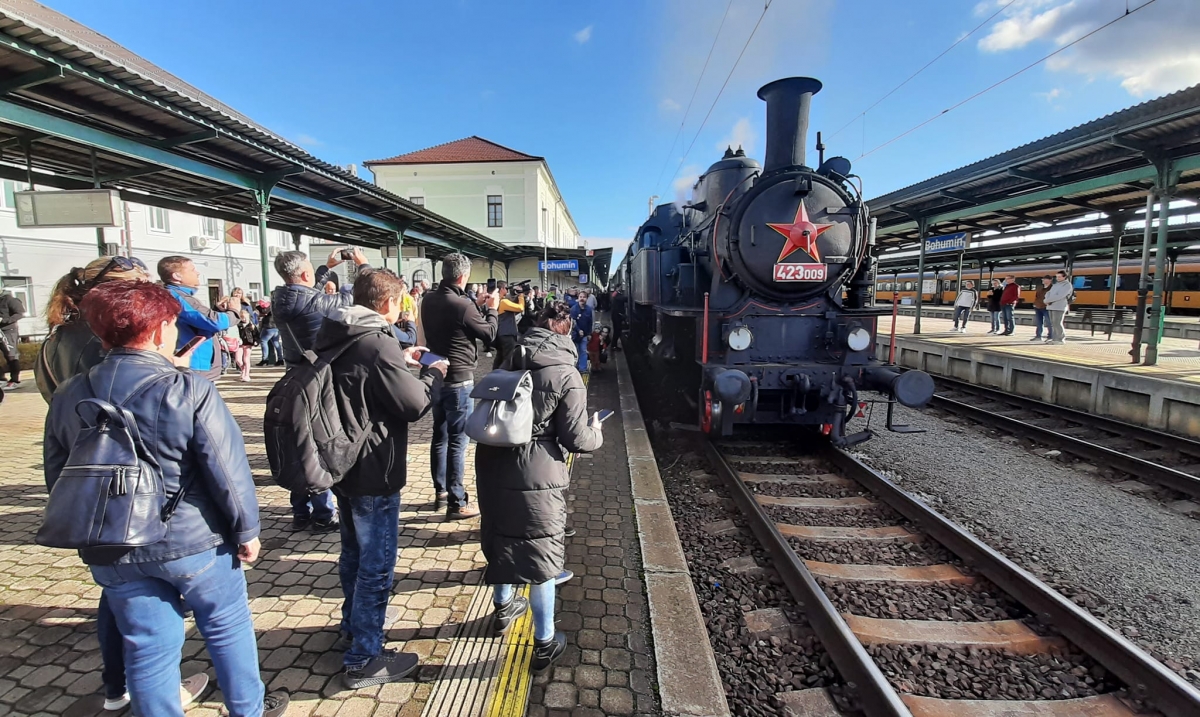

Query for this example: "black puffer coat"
[475,328,603,585]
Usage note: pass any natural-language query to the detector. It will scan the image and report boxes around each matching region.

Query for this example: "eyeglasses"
[89,256,148,286]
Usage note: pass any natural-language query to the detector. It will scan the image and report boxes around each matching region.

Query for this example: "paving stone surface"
[0,346,659,717]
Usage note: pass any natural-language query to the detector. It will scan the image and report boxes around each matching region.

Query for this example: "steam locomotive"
[615,77,934,445]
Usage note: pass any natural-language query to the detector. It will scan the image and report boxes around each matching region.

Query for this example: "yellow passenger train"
[875,257,1200,312]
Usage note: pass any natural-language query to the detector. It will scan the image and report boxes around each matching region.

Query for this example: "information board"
[15,189,121,228]
[578,273,589,284]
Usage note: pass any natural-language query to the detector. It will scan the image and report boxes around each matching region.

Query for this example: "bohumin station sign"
[924,232,970,254]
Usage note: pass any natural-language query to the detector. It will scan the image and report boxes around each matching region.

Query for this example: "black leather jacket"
[270,264,365,365]
[43,349,260,565]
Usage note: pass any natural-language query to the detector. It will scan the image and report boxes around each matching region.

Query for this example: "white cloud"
[672,164,702,206]
[293,133,322,148]
[978,0,1200,97]
[716,117,757,154]
[1036,87,1065,101]
[574,25,593,44]
[659,97,682,112]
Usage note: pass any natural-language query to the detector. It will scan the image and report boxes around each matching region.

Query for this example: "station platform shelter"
[0,349,727,717]
[877,313,1200,438]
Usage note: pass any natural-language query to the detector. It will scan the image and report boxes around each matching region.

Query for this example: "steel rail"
[703,441,913,717]
[826,447,1200,717]
[930,379,1200,499]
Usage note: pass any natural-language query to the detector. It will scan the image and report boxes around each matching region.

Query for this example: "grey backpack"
[467,348,534,447]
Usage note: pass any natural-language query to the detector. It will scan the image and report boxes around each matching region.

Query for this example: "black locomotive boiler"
[619,77,934,445]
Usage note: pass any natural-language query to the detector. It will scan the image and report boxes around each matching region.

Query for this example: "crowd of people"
[950,270,1074,344]
[32,247,624,716]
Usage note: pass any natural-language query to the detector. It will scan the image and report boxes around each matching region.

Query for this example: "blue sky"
[45,0,1200,258]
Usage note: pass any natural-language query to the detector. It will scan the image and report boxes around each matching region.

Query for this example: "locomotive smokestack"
[757,77,823,172]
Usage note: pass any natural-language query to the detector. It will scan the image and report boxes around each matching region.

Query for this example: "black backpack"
[264,335,370,496]
[36,373,187,551]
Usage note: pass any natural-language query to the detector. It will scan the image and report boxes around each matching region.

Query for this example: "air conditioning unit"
[268,246,283,258]
[190,235,212,251]
[400,246,425,259]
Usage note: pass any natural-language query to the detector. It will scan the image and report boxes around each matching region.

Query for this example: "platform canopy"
[492,245,614,287]
[0,1,505,259]
[868,84,1200,248]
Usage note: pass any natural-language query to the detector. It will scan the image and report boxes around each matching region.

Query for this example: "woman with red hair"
[42,280,287,717]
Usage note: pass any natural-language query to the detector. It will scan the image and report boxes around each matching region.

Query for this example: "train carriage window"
[1170,274,1200,292]
[1071,275,1104,290]
[1118,274,1140,291]
[903,281,915,291]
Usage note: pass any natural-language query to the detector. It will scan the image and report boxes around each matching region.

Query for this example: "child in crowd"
[587,327,607,375]
[237,310,260,382]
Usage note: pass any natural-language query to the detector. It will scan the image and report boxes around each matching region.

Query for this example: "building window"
[248,282,262,301]
[198,216,219,238]
[409,196,424,206]
[412,269,427,285]
[148,206,170,233]
[1,276,32,318]
[487,195,503,227]
[0,180,26,209]
[276,230,290,247]
[244,224,259,245]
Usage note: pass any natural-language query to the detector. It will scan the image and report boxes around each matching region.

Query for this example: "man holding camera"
[494,281,526,369]
[271,247,371,533]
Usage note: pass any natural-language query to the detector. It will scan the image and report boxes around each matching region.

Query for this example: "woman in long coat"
[475,301,603,673]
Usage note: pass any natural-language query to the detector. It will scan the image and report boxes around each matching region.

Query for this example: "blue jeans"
[990,311,1001,332]
[575,337,588,371]
[494,580,556,641]
[1034,308,1049,338]
[1002,305,1015,334]
[291,489,336,522]
[337,493,400,669]
[431,381,473,508]
[260,328,281,364]
[90,545,264,717]
[97,592,126,699]
[952,306,970,329]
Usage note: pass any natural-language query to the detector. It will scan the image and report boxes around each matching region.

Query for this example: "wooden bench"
[1080,308,1126,339]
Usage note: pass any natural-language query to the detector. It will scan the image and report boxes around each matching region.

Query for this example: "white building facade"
[366,136,584,286]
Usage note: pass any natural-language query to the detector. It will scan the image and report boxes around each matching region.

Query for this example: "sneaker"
[493,595,529,634]
[311,516,340,533]
[985,330,995,335]
[3,380,18,390]
[180,673,209,708]
[1029,336,1043,341]
[959,328,967,334]
[288,516,311,532]
[563,526,577,538]
[103,692,130,711]
[343,648,420,689]
[263,691,290,717]
[554,570,574,585]
[531,632,567,673]
[447,504,480,519]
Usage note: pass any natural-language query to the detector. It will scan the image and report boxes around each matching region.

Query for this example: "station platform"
[894,305,1200,340]
[877,314,1200,436]
[0,350,722,717]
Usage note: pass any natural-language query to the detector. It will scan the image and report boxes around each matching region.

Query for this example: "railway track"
[929,377,1200,500]
[704,438,1200,717]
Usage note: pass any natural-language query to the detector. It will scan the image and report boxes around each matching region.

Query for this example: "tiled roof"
[364,136,542,166]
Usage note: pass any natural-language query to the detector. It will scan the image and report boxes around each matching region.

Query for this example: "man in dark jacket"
[270,248,371,533]
[420,252,499,517]
[0,288,25,389]
[1000,275,1020,336]
[314,270,447,689]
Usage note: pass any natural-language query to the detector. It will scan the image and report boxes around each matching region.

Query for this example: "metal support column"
[255,185,272,294]
[1107,211,1125,309]
[1145,158,1176,366]
[913,217,928,335]
[87,147,108,256]
[394,231,404,276]
[1131,191,1156,363]
[955,251,965,299]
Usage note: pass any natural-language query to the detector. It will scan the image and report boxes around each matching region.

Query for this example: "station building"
[365,136,590,289]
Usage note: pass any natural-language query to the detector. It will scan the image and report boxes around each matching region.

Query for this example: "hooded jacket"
[0,290,25,332]
[1045,278,1073,312]
[314,306,438,497]
[271,264,362,366]
[43,349,259,565]
[474,328,603,585]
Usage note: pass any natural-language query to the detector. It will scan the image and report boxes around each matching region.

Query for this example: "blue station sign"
[539,259,579,272]
[924,232,970,254]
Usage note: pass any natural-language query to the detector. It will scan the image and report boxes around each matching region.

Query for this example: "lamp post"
[541,206,548,290]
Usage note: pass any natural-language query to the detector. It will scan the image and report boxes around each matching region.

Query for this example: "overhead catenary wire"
[859,0,1159,161]
[665,0,774,196]
[828,0,1018,142]
[649,0,736,198]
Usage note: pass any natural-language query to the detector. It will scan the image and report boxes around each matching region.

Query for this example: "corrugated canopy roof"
[867,83,1200,248]
[0,0,508,257]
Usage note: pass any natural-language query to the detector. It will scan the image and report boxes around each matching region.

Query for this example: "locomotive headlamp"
[847,327,871,352]
[727,326,753,351]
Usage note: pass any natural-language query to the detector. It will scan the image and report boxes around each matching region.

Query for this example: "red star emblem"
[768,202,834,263]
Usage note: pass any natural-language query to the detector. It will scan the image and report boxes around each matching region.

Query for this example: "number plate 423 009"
[773,263,827,282]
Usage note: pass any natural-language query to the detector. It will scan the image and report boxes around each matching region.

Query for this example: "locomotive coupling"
[861,367,935,408]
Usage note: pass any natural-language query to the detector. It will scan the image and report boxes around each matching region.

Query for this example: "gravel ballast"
[856,404,1200,685]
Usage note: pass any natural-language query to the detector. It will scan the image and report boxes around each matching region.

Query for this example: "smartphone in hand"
[174,335,206,357]
[419,351,448,367]
[596,409,615,422]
